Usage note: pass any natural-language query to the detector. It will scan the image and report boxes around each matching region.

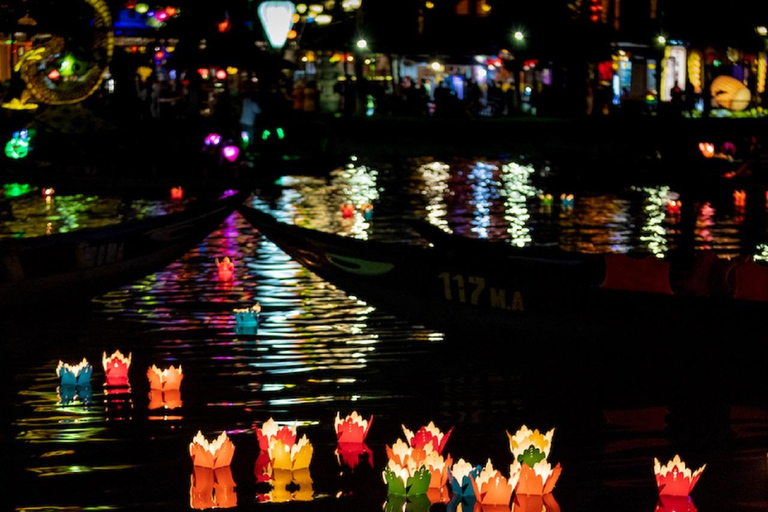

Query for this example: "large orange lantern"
[710,75,751,111]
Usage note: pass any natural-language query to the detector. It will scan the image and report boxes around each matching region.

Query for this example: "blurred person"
[239,88,261,152]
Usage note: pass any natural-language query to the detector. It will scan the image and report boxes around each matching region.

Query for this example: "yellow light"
[425,1,434,8]
[287,29,298,39]
[657,35,666,45]
[226,66,238,75]
[346,55,354,62]
[757,26,768,36]
[481,3,491,13]
[296,3,308,13]
[431,61,441,71]
[309,4,323,13]
[292,13,300,23]
[758,52,766,94]
[315,14,332,24]
[687,51,702,93]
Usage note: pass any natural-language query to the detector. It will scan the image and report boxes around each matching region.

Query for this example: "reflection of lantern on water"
[513,492,561,512]
[402,421,454,454]
[734,189,746,208]
[560,193,574,209]
[103,350,132,387]
[190,431,235,468]
[147,364,183,391]
[335,411,372,443]
[56,358,92,386]
[171,186,184,200]
[233,302,260,333]
[148,388,182,411]
[58,384,93,407]
[655,495,697,512]
[667,200,682,215]
[341,203,355,218]
[468,459,515,506]
[190,465,237,509]
[360,203,374,220]
[654,455,706,496]
[42,187,54,204]
[446,493,477,512]
[384,494,432,512]
[260,467,314,503]
[216,257,235,281]
[270,434,313,471]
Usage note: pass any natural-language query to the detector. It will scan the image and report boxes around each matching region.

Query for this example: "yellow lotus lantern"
[469,459,516,506]
[654,455,706,496]
[507,425,554,465]
[269,434,314,471]
[147,364,183,391]
[189,431,235,468]
[507,425,561,495]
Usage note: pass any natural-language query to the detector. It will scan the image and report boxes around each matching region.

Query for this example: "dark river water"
[2,156,767,512]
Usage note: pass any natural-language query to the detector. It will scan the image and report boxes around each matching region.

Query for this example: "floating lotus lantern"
[507,425,561,495]
[56,358,92,386]
[234,302,261,332]
[449,458,482,497]
[341,203,355,218]
[539,193,553,207]
[383,458,431,497]
[667,200,682,215]
[216,257,235,281]
[335,441,373,470]
[290,467,314,501]
[256,417,297,451]
[270,434,314,471]
[560,193,574,209]
[102,350,132,387]
[422,448,453,490]
[699,142,715,158]
[654,455,706,496]
[402,421,454,454]
[734,189,746,208]
[469,459,515,506]
[360,203,374,220]
[204,132,222,146]
[189,431,235,468]
[42,187,54,204]
[147,364,183,391]
[335,411,373,443]
[171,186,183,200]
[190,465,237,510]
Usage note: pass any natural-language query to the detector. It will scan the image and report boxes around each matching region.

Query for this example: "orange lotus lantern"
[103,350,132,387]
[698,142,715,158]
[469,459,516,506]
[513,460,562,496]
[654,455,706,496]
[402,421,453,454]
[423,448,453,490]
[147,364,183,391]
[667,200,682,215]
[171,186,184,200]
[216,257,235,281]
[190,430,235,468]
[335,411,373,443]
[734,189,746,208]
[190,465,237,509]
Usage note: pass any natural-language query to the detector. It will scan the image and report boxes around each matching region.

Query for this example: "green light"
[276,127,285,140]
[241,132,250,147]
[262,129,271,141]
[3,183,31,197]
[714,60,722,67]
[59,54,77,76]
[136,2,150,14]
[5,138,29,159]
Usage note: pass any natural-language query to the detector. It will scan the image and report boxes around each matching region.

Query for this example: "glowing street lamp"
[258,1,297,50]
[513,31,524,42]
[356,39,368,50]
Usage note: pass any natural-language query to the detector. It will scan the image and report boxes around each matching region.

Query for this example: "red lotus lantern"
[103,350,132,387]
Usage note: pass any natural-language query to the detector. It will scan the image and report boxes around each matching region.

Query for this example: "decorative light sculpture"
[103,350,132,387]
[258,1,296,50]
[654,455,706,496]
[710,76,751,111]
[56,358,92,386]
[190,431,235,468]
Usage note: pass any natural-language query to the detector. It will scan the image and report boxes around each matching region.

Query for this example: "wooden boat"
[238,205,768,343]
[0,189,248,309]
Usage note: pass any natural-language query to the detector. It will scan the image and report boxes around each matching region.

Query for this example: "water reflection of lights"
[500,161,540,247]
[416,161,451,231]
[638,186,674,257]
[467,161,500,239]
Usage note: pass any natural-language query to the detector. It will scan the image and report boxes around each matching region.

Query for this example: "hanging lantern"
[258,1,297,50]
[710,75,751,111]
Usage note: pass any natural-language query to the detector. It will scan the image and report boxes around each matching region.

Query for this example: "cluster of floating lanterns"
[55,350,183,410]
[183,415,706,511]
[538,193,575,211]
[340,203,374,220]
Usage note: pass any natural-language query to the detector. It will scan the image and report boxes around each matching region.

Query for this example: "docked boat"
[238,205,768,341]
[0,189,248,309]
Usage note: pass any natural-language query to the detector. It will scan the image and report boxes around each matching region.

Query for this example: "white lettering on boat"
[438,272,523,311]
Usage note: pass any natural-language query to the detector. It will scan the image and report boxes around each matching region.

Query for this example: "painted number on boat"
[437,272,524,311]
[77,241,125,269]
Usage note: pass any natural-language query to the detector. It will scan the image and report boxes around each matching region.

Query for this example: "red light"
[215,69,228,80]
[47,69,60,80]
[155,51,165,59]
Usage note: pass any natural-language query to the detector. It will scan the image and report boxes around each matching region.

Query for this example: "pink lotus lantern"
[402,421,454,454]
[189,430,235,468]
[190,465,237,509]
[469,459,516,506]
[205,133,222,146]
[216,257,235,281]
[103,350,132,387]
[654,455,706,496]
[335,411,373,443]
[341,204,355,218]
[255,418,297,451]
[171,186,184,200]
[147,364,183,391]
